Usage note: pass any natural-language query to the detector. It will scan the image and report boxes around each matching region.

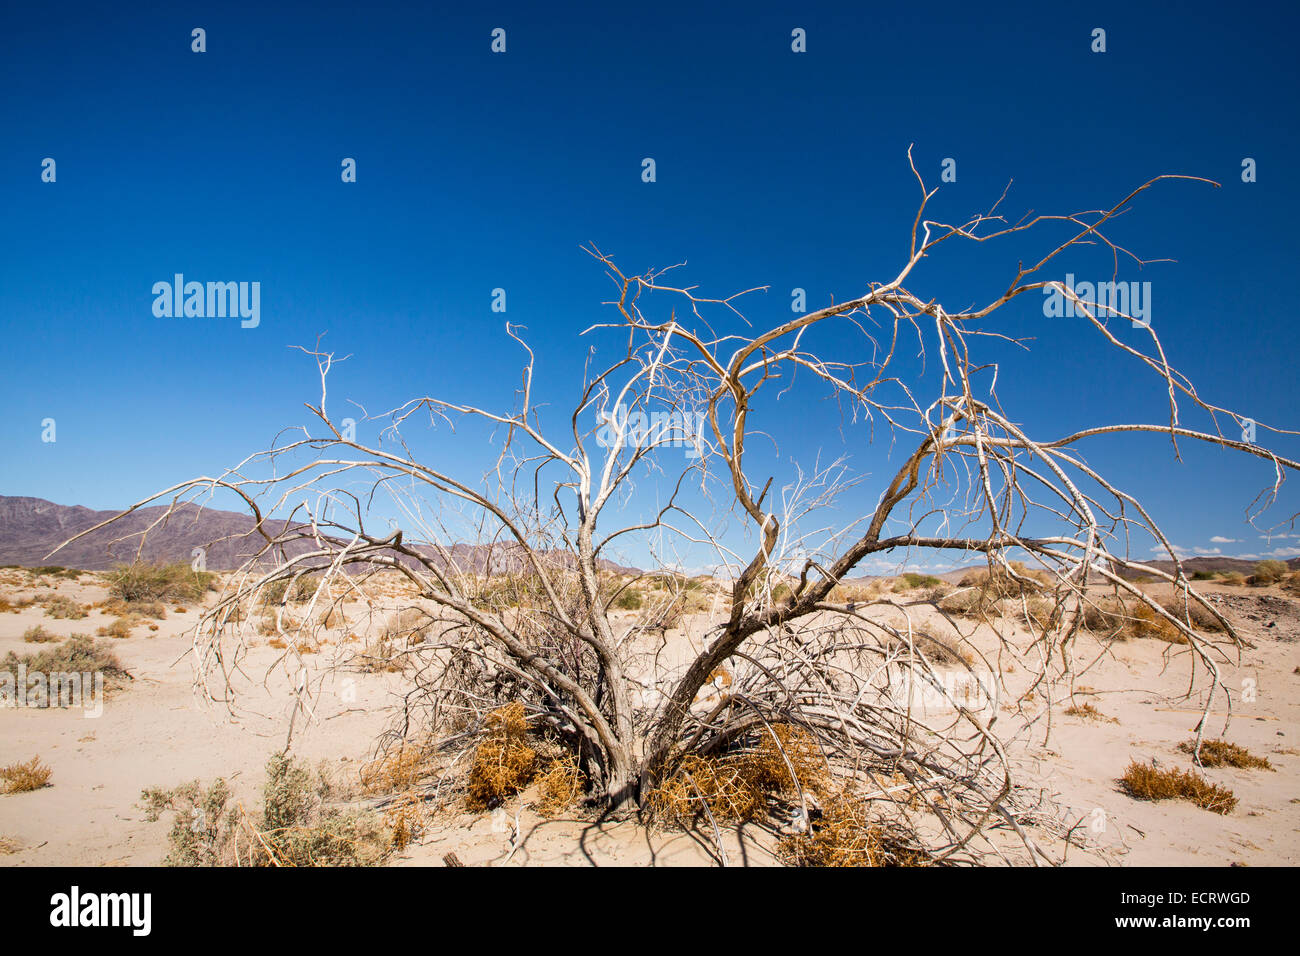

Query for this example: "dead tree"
[56,155,1299,863]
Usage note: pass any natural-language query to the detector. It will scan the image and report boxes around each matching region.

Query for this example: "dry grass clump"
[1158,596,1225,633]
[535,752,586,817]
[830,580,884,605]
[886,632,973,665]
[650,723,829,826]
[1064,702,1116,722]
[777,791,931,867]
[1079,595,1214,643]
[1015,595,1058,629]
[1119,760,1237,814]
[22,625,56,643]
[96,617,134,640]
[1129,604,1189,644]
[1219,571,1247,586]
[465,703,538,811]
[0,756,52,794]
[383,792,428,852]
[101,598,166,620]
[43,595,87,620]
[360,744,431,794]
[0,836,22,855]
[746,723,828,795]
[1178,739,1273,770]
[352,607,430,673]
[106,562,215,603]
[937,587,993,618]
[648,754,766,824]
[958,560,1049,599]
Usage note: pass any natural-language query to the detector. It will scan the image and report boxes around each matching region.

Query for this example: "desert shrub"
[96,617,134,640]
[957,561,1049,599]
[777,791,931,867]
[1190,570,1219,581]
[1219,571,1247,586]
[887,632,972,665]
[29,566,84,579]
[141,754,389,867]
[263,575,320,605]
[359,745,431,794]
[43,595,87,620]
[352,607,429,673]
[101,598,166,620]
[1159,596,1224,633]
[1178,739,1273,770]
[893,572,941,591]
[106,562,215,603]
[465,703,538,811]
[1119,760,1237,814]
[2,635,131,697]
[937,587,990,618]
[1016,595,1058,629]
[1252,559,1289,585]
[0,756,52,794]
[643,598,685,633]
[612,588,643,610]
[830,581,881,605]
[1064,702,1115,722]
[1129,604,1189,644]
[22,625,56,643]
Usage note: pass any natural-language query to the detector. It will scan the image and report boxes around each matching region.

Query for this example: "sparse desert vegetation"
[141,754,390,866]
[1179,739,1274,770]
[1119,761,1238,815]
[0,756,52,794]
[105,561,215,605]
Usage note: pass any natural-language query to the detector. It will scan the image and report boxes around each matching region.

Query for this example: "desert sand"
[1,568,1296,867]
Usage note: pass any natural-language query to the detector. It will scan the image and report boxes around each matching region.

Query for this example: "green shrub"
[893,572,942,591]
[141,754,390,867]
[105,562,215,603]
[43,595,87,620]
[612,588,643,610]
[2,635,131,702]
[1253,560,1289,585]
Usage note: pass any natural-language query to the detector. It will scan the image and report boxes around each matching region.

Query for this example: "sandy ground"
[0,570,1296,867]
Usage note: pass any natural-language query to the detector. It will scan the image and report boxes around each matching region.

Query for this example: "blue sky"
[2,1,1298,572]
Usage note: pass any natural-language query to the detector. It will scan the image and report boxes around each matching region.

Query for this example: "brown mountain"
[0,496,639,575]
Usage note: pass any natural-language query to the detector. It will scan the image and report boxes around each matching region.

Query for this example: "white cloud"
[1193,547,1222,555]
[1209,536,1237,544]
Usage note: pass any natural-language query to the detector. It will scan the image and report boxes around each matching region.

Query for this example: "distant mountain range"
[0,495,639,574]
[2,496,1291,579]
